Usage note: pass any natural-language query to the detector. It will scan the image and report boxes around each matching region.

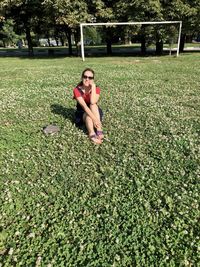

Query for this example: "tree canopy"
[0,0,199,55]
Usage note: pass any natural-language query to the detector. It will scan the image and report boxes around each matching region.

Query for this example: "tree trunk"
[74,28,80,56]
[60,37,65,46]
[105,28,112,55]
[140,25,146,55]
[106,39,112,55]
[46,35,50,46]
[156,40,163,55]
[55,36,59,46]
[65,27,73,55]
[124,28,131,45]
[25,26,34,56]
[179,33,186,53]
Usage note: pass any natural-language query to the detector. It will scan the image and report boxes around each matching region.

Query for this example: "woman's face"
[82,70,94,88]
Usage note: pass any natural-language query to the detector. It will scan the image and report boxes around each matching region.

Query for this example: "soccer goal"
[80,21,182,61]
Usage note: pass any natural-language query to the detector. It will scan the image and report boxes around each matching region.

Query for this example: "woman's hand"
[93,118,101,129]
[90,82,96,92]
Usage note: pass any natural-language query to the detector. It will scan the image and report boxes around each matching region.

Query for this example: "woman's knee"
[90,103,98,110]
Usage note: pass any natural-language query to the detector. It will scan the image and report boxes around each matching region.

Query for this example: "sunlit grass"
[0,54,200,266]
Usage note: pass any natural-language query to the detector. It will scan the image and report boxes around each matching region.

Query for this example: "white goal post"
[80,21,182,61]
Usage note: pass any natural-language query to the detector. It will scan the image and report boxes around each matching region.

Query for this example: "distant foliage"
[0,19,19,47]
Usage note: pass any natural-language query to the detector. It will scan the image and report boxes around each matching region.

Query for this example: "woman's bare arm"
[90,83,100,104]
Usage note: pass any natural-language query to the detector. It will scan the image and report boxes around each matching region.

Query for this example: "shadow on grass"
[1,48,194,59]
[1,44,200,59]
[51,104,75,123]
[51,103,87,133]
[1,52,172,59]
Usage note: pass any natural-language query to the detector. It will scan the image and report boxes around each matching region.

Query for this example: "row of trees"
[0,0,200,56]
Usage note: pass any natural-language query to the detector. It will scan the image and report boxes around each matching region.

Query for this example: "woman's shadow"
[51,104,75,122]
[51,103,86,131]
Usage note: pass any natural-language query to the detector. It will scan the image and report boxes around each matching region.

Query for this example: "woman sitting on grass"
[73,68,104,144]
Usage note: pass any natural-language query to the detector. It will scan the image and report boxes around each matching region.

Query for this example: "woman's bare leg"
[90,104,104,139]
[83,113,102,144]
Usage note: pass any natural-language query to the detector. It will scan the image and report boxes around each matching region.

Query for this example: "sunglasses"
[83,75,94,80]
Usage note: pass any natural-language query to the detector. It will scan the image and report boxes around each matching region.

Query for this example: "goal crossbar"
[80,21,182,60]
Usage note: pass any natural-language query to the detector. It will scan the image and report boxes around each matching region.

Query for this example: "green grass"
[0,54,200,266]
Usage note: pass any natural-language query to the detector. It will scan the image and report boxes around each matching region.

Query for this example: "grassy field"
[0,54,200,266]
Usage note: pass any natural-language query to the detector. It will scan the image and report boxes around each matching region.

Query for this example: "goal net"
[80,21,182,61]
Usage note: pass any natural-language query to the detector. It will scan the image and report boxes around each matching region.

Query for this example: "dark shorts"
[75,106,103,126]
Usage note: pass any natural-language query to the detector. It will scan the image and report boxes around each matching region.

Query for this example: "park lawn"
[0,54,200,266]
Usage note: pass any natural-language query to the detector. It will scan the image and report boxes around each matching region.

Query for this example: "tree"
[87,0,118,55]
[0,18,19,47]
[116,0,164,54]
[0,0,45,56]
[161,0,199,52]
[43,0,90,55]
[1,0,199,56]
[84,27,102,45]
